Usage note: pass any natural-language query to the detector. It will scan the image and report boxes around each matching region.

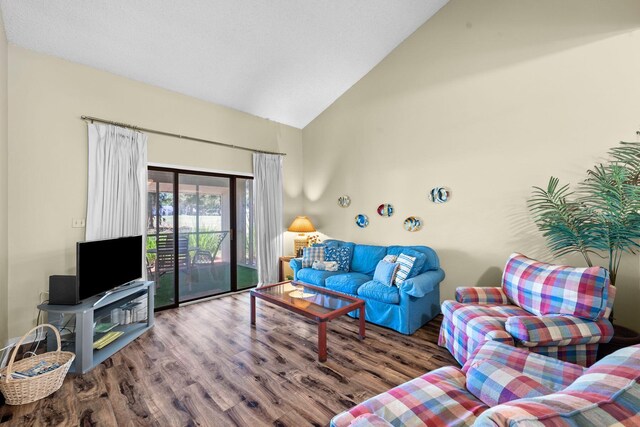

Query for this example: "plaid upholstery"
[439,300,607,367]
[465,360,553,407]
[348,414,392,427]
[330,366,487,427]
[604,284,616,319]
[502,253,610,320]
[334,343,640,427]
[440,254,615,368]
[474,345,640,427]
[455,287,508,305]
[526,343,598,368]
[505,315,614,347]
[439,301,524,365]
[302,245,325,268]
[462,341,584,392]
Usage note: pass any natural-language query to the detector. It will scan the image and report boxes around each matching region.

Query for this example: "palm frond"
[528,177,594,266]
[528,141,640,287]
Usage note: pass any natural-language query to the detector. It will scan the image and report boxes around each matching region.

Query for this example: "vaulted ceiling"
[0,1,448,128]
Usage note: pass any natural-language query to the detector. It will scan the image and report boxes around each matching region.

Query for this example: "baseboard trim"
[179,288,251,307]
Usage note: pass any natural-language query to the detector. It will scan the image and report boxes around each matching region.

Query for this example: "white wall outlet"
[72,218,86,228]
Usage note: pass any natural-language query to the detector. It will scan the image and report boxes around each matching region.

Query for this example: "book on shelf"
[93,331,124,350]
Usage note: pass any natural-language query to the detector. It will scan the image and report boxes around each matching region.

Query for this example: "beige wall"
[0,14,8,345]
[4,0,640,339]
[6,46,302,338]
[302,0,640,330]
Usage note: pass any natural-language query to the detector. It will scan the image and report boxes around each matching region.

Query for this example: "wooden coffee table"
[250,281,365,362]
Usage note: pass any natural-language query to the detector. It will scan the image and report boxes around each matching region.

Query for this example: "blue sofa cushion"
[351,245,387,276]
[325,273,372,295]
[296,268,342,287]
[358,280,400,304]
[387,245,440,273]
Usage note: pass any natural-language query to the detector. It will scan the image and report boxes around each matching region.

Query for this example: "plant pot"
[597,324,640,360]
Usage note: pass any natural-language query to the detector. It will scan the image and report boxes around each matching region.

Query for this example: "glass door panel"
[147,170,176,309]
[178,174,231,302]
[236,178,258,289]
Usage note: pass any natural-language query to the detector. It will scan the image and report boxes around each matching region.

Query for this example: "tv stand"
[92,281,140,307]
[38,281,154,374]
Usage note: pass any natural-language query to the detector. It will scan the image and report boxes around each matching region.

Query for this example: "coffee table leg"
[318,321,327,362]
[250,294,256,326]
[359,305,366,340]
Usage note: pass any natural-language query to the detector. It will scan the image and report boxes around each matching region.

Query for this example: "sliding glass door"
[147,167,258,309]
[147,170,176,309]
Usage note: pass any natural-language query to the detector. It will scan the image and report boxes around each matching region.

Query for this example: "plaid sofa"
[438,253,615,367]
[331,342,640,427]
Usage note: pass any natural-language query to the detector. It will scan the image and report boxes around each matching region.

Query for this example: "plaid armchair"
[439,253,615,367]
[331,342,640,427]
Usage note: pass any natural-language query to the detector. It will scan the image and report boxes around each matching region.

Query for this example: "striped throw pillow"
[394,253,416,286]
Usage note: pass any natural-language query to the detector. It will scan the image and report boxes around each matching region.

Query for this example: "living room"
[1,0,640,426]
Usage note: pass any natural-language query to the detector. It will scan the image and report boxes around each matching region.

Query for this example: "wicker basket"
[0,324,75,405]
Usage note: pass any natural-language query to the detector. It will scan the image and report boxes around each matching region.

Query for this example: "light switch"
[72,218,86,228]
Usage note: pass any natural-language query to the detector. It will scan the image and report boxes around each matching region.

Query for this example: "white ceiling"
[0,1,448,129]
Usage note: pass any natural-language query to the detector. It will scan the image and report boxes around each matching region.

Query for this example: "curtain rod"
[80,115,286,156]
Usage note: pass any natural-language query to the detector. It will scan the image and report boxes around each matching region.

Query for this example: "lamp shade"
[288,216,316,233]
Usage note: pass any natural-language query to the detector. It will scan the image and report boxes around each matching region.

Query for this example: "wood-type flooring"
[0,292,457,426]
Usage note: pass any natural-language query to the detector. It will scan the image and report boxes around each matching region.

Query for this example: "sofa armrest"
[290,258,303,280]
[463,341,584,391]
[455,287,508,305]
[505,315,615,347]
[399,268,445,298]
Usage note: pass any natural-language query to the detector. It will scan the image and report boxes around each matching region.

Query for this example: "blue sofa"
[290,239,445,334]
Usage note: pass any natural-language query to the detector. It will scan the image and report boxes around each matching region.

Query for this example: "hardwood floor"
[0,292,457,426]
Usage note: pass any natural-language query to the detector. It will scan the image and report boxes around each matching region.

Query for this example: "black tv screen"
[77,235,143,301]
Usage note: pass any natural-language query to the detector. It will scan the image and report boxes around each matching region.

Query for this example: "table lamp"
[288,216,316,256]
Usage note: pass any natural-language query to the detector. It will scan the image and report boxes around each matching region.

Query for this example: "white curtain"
[86,124,148,241]
[253,153,283,285]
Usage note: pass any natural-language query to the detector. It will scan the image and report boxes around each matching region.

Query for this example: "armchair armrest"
[463,341,584,392]
[466,360,553,407]
[399,268,445,298]
[455,287,508,305]
[505,315,614,347]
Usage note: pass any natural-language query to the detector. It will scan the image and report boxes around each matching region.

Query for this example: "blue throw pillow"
[373,260,400,287]
[325,246,351,271]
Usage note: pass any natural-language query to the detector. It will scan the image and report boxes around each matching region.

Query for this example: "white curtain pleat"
[253,153,283,286]
[86,123,147,244]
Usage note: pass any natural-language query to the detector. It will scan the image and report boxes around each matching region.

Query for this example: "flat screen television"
[77,235,143,301]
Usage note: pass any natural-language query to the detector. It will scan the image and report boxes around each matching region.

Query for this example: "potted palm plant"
[528,141,640,356]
